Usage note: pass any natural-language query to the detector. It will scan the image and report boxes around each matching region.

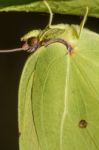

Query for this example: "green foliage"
[18,24,99,150]
[0,0,99,18]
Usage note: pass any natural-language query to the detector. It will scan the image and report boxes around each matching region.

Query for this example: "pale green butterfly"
[0,1,99,150]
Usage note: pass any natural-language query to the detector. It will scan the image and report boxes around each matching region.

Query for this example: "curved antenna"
[43,0,53,28]
[0,48,26,53]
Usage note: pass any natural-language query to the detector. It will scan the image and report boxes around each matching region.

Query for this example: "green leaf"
[0,0,99,18]
[18,24,99,150]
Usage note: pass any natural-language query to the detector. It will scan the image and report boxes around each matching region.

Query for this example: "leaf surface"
[0,0,99,18]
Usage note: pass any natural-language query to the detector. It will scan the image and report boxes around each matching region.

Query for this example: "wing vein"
[60,55,70,150]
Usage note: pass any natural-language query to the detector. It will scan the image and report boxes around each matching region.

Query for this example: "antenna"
[0,48,26,53]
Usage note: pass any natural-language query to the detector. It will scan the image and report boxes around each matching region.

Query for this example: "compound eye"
[27,37,39,47]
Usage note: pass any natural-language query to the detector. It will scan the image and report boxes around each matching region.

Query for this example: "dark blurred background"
[0,11,99,150]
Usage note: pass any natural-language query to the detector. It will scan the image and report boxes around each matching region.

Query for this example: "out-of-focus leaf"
[0,0,99,18]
